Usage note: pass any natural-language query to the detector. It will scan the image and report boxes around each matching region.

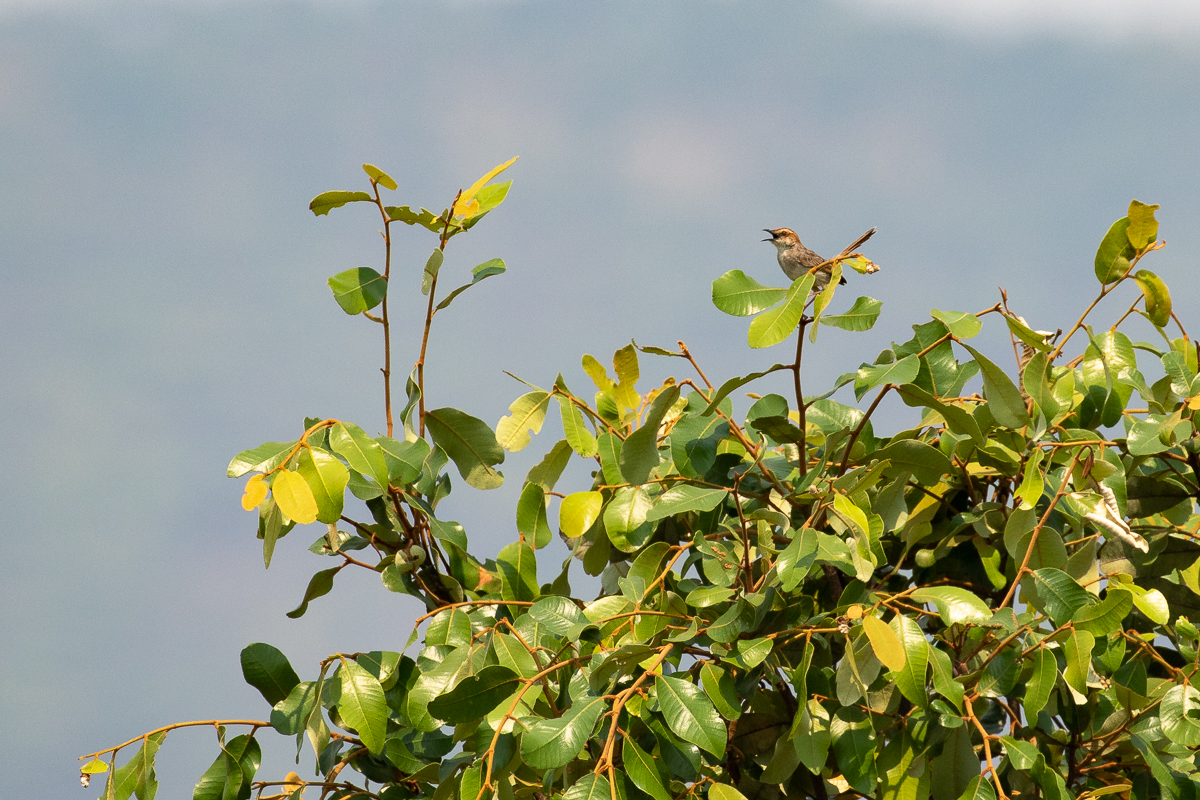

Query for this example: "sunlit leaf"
[362,163,397,191]
[711,270,787,317]
[309,190,372,216]
[273,470,318,525]
[241,474,268,511]
[819,296,883,332]
[747,274,813,349]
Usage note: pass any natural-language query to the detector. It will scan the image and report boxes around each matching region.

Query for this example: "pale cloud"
[838,0,1200,44]
[5,0,1199,48]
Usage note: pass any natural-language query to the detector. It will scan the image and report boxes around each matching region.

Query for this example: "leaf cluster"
[80,185,1200,800]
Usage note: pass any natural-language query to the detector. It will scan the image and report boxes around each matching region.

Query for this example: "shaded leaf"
[425,407,505,490]
[327,267,387,315]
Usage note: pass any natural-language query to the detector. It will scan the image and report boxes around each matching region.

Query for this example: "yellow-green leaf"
[1134,269,1172,328]
[273,470,318,524]
[453,156,518,217]
[1127,199,1160,250]
[748,274,814,349]
[862,615,906,672]
[560,491,603,538]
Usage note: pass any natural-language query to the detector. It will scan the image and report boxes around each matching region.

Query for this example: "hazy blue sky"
[3,1,1199,797]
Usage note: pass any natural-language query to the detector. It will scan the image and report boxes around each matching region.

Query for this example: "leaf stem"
[794,318,808,478]
[77,720,269,761]
[372,182,394,438]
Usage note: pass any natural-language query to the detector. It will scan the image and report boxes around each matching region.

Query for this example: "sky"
[2,1,1199,797]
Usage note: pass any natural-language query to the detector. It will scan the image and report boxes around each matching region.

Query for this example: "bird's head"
[763,227,800,249]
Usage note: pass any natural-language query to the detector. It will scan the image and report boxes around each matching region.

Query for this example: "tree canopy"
[80,163,1200,800]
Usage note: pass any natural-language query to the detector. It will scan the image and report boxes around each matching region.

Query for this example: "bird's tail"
[839,227,876,256]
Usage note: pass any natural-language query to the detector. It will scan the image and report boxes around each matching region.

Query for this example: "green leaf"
[296,447,348,524]
[888,614,929,707]
[830,712,877,794]
[469,180,512,219]
[309,190,372,216]
[1095,216,1135,284]
[329,422,389,488]
[421,249,443,295]
[378,436,429,486]
[497,541,538,602]
[604,486,655,552]
[332,659,387,753]
[270,680,318,735]
[699,664,742,720]
[558,394,598,457]
[1022,352,1060,421]
[227,440,296,478]
[427,665,520,724]
[497,390,551,452]
[327,267,388,315]
[646,484,727,521]
[192,734,260,800]
[701,363,790,415]
[1127,199,1160,250]
[240,643,300,707]
[820,296,883,332]
[1124,585,1170,625]
[911,587,991,626]
[1062,628,1095,700]
[734,637,773,669]
[404,647,469,732]
[521,693,606,769]
[1023,647,1056,719]
[1134,269,1172,327]
[930,309,981,339]
[385,204,443,232]
[619,385,679,484]
[655,674,727,758]
[959,776,997,800]
[747,274,814,348]
[1006,314,1054,353]
[529,596,588,636]
[1072,589,1132,635]
[928,647,964,711]
[436,258,507,311]
[623,737,671,800]
[425,407,505,490]
[856,354,920,396]
[870,439,950,486]
[526,439,573,492]
[1160,684,1200,747]
[1030,569,1094,626]
[793,701,831,773]
[361,163,397,190]
[711,270,787,316]
[108,731,165,800]
[285,566,341,618]
[563,774,610,800]
[517,482,553,549]
[959,343,1030,428]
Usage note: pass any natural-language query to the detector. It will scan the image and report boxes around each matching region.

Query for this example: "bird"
[763,226,877,290]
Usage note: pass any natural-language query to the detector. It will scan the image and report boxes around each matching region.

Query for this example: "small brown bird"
[763,227,877,289]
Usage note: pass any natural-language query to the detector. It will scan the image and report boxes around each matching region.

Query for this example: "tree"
[80,161,1200,800]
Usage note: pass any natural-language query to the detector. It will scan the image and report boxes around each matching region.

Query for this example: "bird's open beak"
[762,229,775,242]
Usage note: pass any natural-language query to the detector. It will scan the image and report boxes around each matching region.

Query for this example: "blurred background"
[2,0,1198,796]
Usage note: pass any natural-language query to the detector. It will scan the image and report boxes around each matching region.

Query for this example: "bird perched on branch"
[763,226,877,290]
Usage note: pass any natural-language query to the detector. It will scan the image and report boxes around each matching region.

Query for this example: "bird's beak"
[762,229,774,242]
